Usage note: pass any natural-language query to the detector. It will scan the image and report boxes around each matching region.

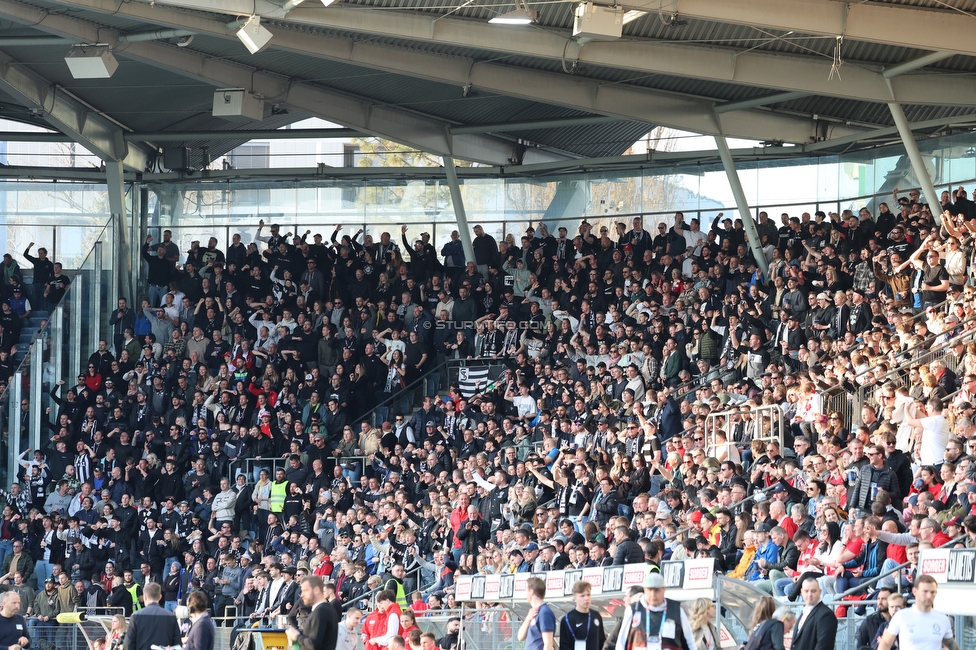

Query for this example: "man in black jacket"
[882,434,913,501]
[790,577,837,650]
[123,582,181,650]
[850,444,901,517]
[856,588,893,650]
[715,508,739,572]
[287,576,339,650]
[612,525,643,565]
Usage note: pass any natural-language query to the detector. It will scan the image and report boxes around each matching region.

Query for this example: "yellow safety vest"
[126,583,142,611]
[386,578,407,610]
[270,480,288,513]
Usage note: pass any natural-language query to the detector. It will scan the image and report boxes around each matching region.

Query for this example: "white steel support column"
[29,337,42,453]
[7,371,20,484]
[442,156,476,265]
[887,102,942,226]
[713,134,769,277]
[92,242,102,354]
[70,276,82,376]
[106,161,131,310]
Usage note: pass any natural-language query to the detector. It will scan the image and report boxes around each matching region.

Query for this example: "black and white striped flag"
[458,366,490,398]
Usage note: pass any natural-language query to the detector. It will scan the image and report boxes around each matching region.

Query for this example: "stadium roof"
[0,0,973,172]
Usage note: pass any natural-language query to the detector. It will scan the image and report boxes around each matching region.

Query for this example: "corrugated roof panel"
[0,0,973,164]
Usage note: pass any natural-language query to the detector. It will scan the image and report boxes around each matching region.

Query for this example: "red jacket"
[449,506,467,549]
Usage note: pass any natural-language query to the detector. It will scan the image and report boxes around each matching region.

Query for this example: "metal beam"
[451,116,620,135]
[206,3,976,107]
[713,130,768,277]
[40,0,864,145]
[714,92,808,115]
[0,37,72,46]
[127,127,366,141]
[883,52,954,79]
[888,102,942,226]
[138,0,293,18]
[0,132,70,142]
[0,48,152,170]
[442,155,475,266]
[666,0,976,61]
[0,1,562,166]
[800,112,976,153]
[117,28,195,43]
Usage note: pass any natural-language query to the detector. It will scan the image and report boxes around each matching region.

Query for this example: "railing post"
[29,337,42,454]
[51,306,62,424]
[91,241,102,354]
[7,372,21,486]
[70,276,82,377]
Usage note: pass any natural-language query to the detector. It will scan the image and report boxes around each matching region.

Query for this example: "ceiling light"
[64,44,118,79]
[236,15,273,54]
[321,0,339,5]
[489,6,538,24]
[622,9,646,24]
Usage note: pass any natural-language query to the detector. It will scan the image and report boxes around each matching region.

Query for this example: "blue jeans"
[835,575,867,594]
[149,284,167,308]
[34,560,52,587]
[425,372,440,397]
[0,540,14,570]
[878,559,910,590]
[373,405,389,428]
[165,601,178,612]
[343,464,361,484]
[774,577,794,597]
[27,619,57,643]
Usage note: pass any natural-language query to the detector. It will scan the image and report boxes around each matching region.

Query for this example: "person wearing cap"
[28,577,59,640]
[614,572,695,650]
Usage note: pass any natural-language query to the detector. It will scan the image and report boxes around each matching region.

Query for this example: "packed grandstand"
[0,188,975,636]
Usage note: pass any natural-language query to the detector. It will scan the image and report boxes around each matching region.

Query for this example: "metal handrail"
[856,306,976,386]
[833,532,968,599]
[703,404,785,462]
[848,311,976,427]
[355,357,450,428]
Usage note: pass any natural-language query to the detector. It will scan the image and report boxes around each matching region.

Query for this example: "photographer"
[454,505,489,561]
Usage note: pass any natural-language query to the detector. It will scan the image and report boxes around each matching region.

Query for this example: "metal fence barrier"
[704,404,785,457]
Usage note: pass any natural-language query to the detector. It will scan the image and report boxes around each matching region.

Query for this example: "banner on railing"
[454,559,715,602]
[920,547,976,583]
[919,548,976,615]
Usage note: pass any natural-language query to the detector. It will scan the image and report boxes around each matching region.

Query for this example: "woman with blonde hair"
[107,614,128,650]
[685,597,718,650]
[963,341,976,377]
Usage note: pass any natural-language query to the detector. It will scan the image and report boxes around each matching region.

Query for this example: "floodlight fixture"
[64,44,118,79]
[489,3,538,24]
[236,15,273,54]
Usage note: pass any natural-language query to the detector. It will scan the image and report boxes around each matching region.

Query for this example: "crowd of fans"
[2,184,976,636]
